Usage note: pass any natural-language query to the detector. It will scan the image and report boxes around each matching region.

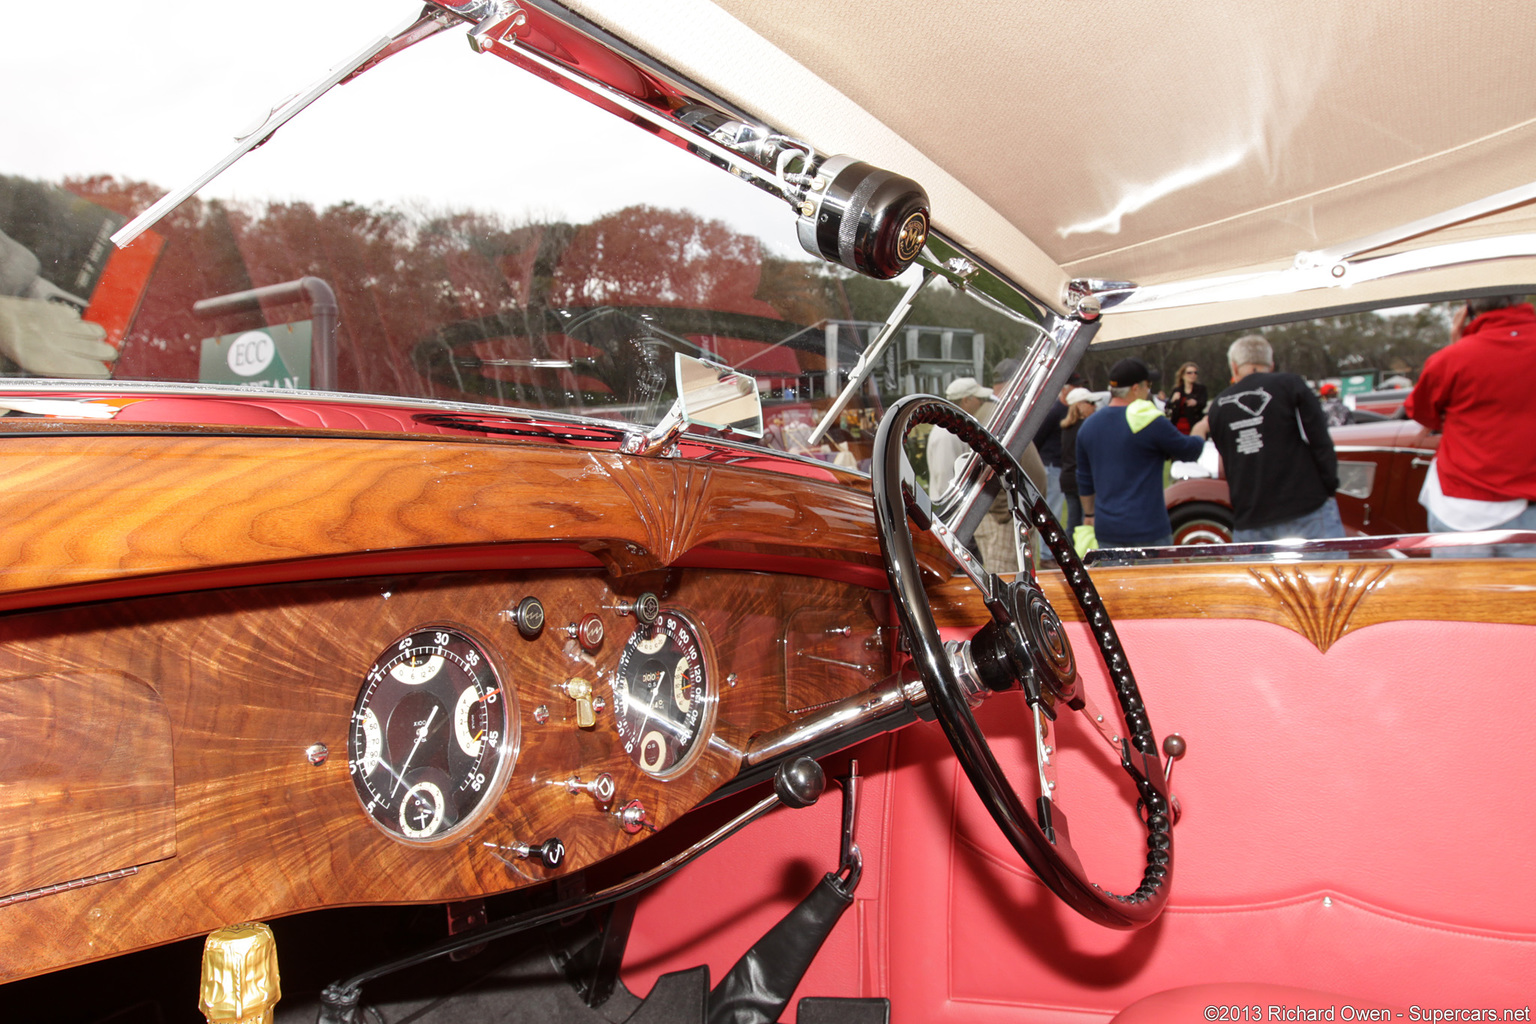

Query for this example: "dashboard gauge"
[349,626,514,844]
[612,610,714,777]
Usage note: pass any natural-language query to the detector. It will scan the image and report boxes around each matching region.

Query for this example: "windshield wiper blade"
[111,5,455,249]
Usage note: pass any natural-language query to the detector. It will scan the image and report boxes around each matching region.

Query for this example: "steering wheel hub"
[1005,583,1080,709]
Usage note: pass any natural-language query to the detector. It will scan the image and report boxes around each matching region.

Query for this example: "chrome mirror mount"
[621,354,763,457]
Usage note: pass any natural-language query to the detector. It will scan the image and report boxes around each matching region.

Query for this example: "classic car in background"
[1165,418,1439,544]
[2,1,1535,1023]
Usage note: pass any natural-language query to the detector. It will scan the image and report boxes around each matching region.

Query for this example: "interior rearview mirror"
[675,353,763,439]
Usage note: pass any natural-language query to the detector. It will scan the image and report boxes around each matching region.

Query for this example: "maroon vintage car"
[1165,418,1439,544]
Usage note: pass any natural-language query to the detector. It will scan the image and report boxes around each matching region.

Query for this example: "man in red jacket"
[1407,295,1536,557]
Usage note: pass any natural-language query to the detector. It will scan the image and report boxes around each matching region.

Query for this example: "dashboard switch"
[485,837,566,869]
[618,799,657,835]
[564,772,616,807]
[561,677,597,728]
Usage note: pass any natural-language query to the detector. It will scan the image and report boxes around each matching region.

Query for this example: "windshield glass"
[0,8,1042,475]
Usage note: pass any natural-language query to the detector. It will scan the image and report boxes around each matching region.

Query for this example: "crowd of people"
[985,293,1536,562]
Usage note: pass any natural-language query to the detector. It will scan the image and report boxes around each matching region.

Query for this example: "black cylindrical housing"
[798,156,930,279]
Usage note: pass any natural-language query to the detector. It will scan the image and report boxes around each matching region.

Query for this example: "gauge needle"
[634,673,663,739]
[390,705,439,799]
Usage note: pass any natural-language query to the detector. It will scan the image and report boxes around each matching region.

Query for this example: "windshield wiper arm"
[807,269,935,446]
[111,5,455,249]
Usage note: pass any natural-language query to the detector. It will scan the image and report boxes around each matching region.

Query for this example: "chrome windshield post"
[943,311,1099,543]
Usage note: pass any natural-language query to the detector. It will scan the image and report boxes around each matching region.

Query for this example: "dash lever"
[833,760,862,895]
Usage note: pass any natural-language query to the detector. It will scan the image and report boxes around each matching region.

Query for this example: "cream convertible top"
[567,0,1536,340]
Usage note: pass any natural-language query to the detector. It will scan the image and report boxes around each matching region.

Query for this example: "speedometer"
[349,626,515,844]
[612,610,714,777]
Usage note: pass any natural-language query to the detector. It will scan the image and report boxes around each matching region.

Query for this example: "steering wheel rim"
[871,394,1173,929]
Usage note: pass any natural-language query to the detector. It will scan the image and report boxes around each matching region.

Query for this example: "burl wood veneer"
[0,568,890,982]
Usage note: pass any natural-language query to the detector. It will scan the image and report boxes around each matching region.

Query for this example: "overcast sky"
[2,0,801,250]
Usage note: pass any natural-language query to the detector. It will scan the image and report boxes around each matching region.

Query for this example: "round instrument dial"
[349,626,513,843]
[612,610,714,777]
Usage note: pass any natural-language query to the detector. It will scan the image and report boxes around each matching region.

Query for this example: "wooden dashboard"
[0,424,906,983]
[0,567,896,982]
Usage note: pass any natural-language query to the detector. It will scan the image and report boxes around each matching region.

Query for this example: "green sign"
[200,321,312,389]
[1339,371,1376,397]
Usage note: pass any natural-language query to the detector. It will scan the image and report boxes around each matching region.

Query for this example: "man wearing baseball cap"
[927,376,996,494]
[1075,357,1208,548]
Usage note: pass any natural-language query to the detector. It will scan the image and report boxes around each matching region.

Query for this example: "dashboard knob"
[488,837,566,869]
[774,756,826,809]
[568,614,604,652]
[529,838,566,868]
[627,592,661,627]
[1162,733,1187,785]
[565,772,616,807]
[506,596,545,639]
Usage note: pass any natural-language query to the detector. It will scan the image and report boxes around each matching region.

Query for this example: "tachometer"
[612,610,714,777]
[349,626,514,843]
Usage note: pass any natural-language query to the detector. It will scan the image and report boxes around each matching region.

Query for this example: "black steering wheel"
[871,394,1173,929]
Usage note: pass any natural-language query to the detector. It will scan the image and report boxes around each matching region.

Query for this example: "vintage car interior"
[2,1,1534,1022]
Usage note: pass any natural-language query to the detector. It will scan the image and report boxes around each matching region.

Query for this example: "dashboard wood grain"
[0,430,939,607]
[0,568,883,982]
[931,560,1536,650]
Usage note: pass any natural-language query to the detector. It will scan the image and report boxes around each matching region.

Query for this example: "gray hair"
[1109,384,1135,400]
[1467,294,1520,317]
[1228,334,1273,371]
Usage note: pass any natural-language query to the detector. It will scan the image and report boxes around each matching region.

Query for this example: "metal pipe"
[193,276,339,391]
[744,667,928,767]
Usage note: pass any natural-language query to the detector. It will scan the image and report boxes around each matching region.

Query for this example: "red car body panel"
[1165,419,1438,540]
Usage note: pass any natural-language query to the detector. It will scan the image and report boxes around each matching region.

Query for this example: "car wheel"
[1170,501,1232,545]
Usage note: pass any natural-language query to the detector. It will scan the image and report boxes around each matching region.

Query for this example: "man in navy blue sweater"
[1078,358,1208,547]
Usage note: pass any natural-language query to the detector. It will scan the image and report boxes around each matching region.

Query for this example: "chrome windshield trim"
[1084,531,1536,567]
[1334,445,1438,456]
[111,7,456,248]
[944,312,1096,541]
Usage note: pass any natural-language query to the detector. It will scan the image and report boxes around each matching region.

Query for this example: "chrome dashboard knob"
[565,772,616,807]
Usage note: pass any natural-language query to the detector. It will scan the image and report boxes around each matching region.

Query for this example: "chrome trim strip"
[1084,530,1536,566]
[1108,233,1536,316]
[1302,177,1536,268]
[1334,445,1438,456]
[946,313,1094,542]
[0,866,139,908]
[0,379,855,474]
[492,32,799,202]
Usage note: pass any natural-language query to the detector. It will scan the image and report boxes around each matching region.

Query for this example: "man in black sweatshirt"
[1207,335,1344,542]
